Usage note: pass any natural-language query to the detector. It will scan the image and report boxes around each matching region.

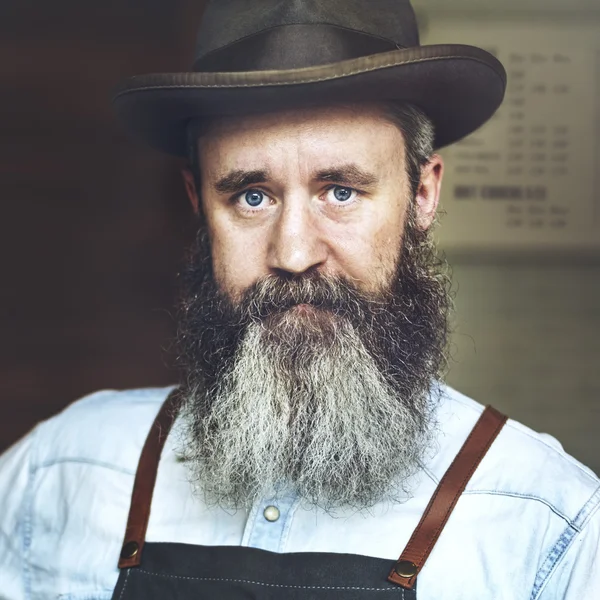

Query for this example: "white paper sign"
[420,17,600,253]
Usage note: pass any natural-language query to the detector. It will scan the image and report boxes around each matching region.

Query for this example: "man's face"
[177,103,448,511]
[185,104,440,300]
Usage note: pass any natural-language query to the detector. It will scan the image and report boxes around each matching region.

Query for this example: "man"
[1,1,598,598]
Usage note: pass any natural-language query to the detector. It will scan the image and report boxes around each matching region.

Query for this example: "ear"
[182,167,201,215]
[414,154,444,230]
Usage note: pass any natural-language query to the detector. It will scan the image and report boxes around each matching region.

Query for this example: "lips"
[293,303,312,311]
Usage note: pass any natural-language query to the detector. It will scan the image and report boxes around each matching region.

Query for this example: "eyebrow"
[314,164,378,188]
[214,169,269,194]
[213,163,378,195]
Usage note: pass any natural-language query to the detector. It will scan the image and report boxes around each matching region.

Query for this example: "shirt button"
[263,505,280,522]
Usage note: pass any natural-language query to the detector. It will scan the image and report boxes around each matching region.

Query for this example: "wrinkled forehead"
[190,102,407,172]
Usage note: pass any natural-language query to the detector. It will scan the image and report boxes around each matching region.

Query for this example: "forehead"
[196,103,406,174]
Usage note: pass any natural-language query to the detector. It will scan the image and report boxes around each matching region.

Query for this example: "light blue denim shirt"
[1,385,599,600]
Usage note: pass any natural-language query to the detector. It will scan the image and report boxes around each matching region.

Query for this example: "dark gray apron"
[110,390,506,599]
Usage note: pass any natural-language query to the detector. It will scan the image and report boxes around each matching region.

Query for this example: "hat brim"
[112,44,506,156]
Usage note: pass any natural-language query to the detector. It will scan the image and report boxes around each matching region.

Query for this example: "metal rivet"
[394,560,417,578]
[120,541,139,560]
[263,505,281,522]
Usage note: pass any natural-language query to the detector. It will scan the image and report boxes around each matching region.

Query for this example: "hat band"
[193,23,400,72]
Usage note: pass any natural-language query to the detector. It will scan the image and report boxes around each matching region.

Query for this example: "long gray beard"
[175,210,450,511]
[180,315,436,511]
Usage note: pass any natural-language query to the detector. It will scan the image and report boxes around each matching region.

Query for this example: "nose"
[267,198,328,276]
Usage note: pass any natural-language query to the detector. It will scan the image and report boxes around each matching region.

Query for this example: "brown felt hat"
[113,0,506,156]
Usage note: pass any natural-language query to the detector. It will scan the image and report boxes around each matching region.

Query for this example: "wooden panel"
[0,1,206,451]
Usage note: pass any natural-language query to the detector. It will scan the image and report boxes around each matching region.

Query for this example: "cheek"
[375,200,409,265]
[370,227,404,285]
[209,225,266,298]
[334,209,405,290]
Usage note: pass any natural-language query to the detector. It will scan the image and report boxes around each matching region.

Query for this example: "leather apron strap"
[387,405,508,589]
[118,387,183,568]
[118,392,507,586]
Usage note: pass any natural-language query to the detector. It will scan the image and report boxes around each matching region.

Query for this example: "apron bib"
[111,390,506,599]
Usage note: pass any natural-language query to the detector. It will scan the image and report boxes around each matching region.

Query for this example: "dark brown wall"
[0,1,206,451]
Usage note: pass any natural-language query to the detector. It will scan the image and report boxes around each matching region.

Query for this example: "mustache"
[231,271,390,324]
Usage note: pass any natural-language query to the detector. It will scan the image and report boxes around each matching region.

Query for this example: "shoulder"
[432,385,600,527]
[420,386,600,598]
[30,386,174,474]
[0,386,176,597]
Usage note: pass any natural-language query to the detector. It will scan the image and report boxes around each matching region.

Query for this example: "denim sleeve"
[0,429,35,600]
[537,487,600,600]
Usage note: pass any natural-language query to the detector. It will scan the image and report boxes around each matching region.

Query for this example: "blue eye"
[332,186,353,202]
[244,190,265,207]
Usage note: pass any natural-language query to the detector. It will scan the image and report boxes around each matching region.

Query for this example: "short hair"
[186,101,435,205]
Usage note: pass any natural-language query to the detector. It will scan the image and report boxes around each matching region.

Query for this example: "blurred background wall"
[1,0,599,473]
[415,0,600,475]
[0,0,202,452]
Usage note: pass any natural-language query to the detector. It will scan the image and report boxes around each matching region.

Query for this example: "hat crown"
[195,0,419,65]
